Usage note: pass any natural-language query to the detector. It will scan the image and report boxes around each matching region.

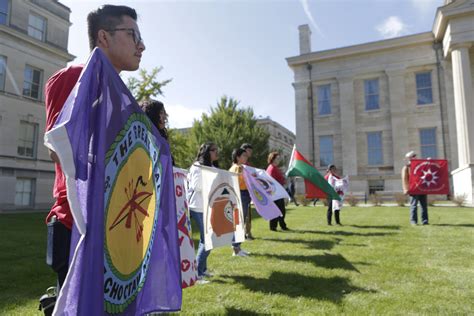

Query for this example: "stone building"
[0,0,73,211]
[286,0,474,202]
[257,117,295,168]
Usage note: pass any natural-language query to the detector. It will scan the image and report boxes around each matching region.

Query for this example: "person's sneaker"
[245,234,255,240]
[38,287,57,316]
[270,228,277,232]
[196,276,210,284]
[422,223,429,225]
[202,271,213,277]
[240,249,251,255]
[281,227,290,231]
[232,250,248,257]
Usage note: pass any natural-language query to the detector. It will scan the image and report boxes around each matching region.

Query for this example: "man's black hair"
[87,5,138,50]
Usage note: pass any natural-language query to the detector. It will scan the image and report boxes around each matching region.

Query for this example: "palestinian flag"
[286,146,340,201]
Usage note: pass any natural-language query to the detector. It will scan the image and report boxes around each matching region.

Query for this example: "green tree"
[167,128,194,169]
[127,67,172,102]
[190,96,270,170]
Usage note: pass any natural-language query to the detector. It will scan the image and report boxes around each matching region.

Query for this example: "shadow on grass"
[260,237,341,250]
[218,272,374,303]
[225,306,270,315]
[290,229,397,237]
[255,252,361,272]
[431,224,474,228]
[349,225,401,230]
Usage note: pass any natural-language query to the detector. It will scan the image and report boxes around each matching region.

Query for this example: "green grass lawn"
[1,206,473,315]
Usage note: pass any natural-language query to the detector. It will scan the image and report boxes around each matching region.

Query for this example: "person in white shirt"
[187,142,219,283]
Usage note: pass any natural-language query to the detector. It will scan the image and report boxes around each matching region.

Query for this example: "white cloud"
[165,103,206,129]
[299,0,324,37]
[411,0,442,14]
[376,16,409,39]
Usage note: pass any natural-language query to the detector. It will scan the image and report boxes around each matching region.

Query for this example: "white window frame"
[317,84,331,115]
[15,178,35,207]
[28,13,46,41]
[23,65,43,100]
[364,78,380,111]
[416,71,433,105]
[367,131,383,165]
[0,0,9,25]
[17,121,38,158]
[319,135,334,167]
[419,128,437,158]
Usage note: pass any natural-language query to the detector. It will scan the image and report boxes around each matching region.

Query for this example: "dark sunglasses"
[106,28,143,46]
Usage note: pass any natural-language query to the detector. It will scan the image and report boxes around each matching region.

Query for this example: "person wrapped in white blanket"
[327,165,349,225]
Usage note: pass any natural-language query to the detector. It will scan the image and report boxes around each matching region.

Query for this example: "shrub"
[369,192,382,206]
[452,193,467,207]
[394,193,407,206]
[345,194,359,207]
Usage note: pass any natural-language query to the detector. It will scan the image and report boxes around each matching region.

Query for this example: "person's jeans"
[190,210,211,277]
[409,195,429,224]
[232,190,250,248]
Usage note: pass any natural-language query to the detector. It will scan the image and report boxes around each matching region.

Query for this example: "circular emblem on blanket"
[208,183,241,237]
[412,161,443,191]
[250,183,268,206]
[255,177,276,196]
[103,113,162,314]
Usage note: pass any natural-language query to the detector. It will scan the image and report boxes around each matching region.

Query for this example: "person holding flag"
[402,151,429,225]
[229,148,251,256]
[187,142,219,283]
[43,3,184,314]
[266,152,289,231]
[286,146,341,213]
[326,165,343,226]
[42,5,145,313]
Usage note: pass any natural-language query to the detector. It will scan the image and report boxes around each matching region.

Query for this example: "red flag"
[304,180,328,199]
[408,159,449,195]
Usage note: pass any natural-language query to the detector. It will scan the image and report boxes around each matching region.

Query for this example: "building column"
[450,44,474,204]
[337,76,357,176]
[386,68,409,174]
[293,81,312,160]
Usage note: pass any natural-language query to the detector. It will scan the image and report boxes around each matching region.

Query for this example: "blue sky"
[61,0,443,132]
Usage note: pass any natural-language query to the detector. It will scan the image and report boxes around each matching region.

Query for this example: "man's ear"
[96,29,110,48]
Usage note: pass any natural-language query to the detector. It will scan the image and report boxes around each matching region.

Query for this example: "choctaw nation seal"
[103,113,162,314]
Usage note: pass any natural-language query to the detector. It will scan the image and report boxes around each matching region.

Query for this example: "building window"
[367,131,383,165]
[28,13,46,41]
[15,178,35,207]
[317,84,331,115]
[17,121,38,158]
[0,55,5,91]
[364,79,379,110]
[319,135,333,167]
[416,72,433,105]
[23,65,43,99]
[0,0,8,25]
[420,128,437,158]
[368,180,384,194]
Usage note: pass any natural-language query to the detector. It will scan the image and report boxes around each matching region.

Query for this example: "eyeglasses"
[106,28,143,46]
